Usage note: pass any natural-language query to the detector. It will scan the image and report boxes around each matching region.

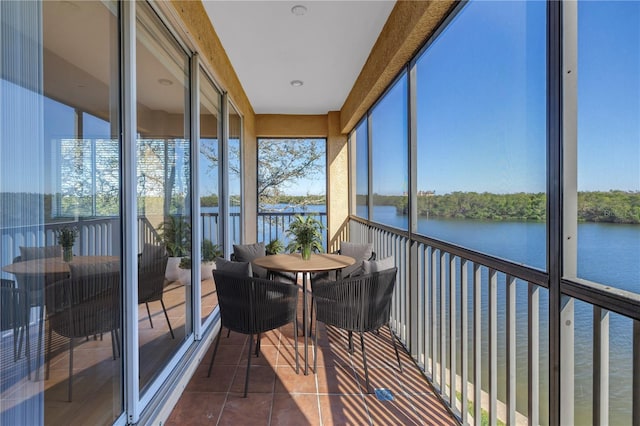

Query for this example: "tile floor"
[166,322,458,425]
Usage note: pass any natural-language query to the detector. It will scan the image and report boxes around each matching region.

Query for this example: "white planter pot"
[201,261,215,281]
[165,257,182,282]
[179,267,192,286]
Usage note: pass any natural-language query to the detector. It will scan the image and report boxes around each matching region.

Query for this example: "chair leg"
[24,322,31,380]
[255,333,261,357]
[388,323,402,372]
[110,330,117,360]
[114,329,121,358]
[226,328,231,338]
[46,325,53,380]
[243,335,253,398]
[360,332,371,394]
[159,299,175,339]
[206,330,222,377]
[294,320,299,374]
[145,302,153,328]
[68,337,74,402]
[313,317,318,374]
[348,331,354,353]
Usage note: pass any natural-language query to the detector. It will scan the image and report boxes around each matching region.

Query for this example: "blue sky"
[362,0,639,196]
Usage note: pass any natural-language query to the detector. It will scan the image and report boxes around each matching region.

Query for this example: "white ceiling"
[202,1,396,115]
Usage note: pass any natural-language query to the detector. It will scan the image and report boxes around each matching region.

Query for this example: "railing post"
[593,307,609,426]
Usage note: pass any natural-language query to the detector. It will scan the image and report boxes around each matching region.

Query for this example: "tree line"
[372,191,639,224]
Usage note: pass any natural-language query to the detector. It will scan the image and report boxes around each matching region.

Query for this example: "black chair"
[232,243,297,284]
[45,263,120,401]
[138,255,174,339]
[207,270,299,397]
[1,282,31,379]
[311,267,402,394]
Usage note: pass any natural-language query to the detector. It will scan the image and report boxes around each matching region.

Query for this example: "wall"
[168,0,258,242]
[339,0,457,133]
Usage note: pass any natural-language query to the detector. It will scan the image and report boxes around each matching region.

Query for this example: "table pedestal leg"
[303,272,308,375]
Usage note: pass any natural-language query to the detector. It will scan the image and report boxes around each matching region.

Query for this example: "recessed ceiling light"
[290,80,304,87]
[291,5,307,16]
[158,78,173,86]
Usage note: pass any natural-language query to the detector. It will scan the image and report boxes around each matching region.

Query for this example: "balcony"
[167,317,457,425]
[2,0,639,425]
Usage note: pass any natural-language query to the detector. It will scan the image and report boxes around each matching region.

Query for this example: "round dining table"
[252,253,355,375]
[2,255,119,379]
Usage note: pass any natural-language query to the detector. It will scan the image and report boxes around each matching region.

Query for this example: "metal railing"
[200,211,327,249]
[349,216,640,426]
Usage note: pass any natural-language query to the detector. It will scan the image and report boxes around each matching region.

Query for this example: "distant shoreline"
[363,191,640,225]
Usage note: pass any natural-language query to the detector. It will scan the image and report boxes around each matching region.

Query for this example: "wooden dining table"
[2,255,119,379]
[252,253,355,375]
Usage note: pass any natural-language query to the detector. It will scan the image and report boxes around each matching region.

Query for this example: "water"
[372,205,640,424]
[206,203,639,422]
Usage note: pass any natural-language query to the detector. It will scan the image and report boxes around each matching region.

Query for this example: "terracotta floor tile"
[230,366,276,394]
[315,365,362,395]
[364,393,422,426]
[318,394,369,426]
[209,344,244,366]
[217,392,273,426]
[218,330,248,346]
[407,393,459,425]
[165,391,226,425]
[185,364,236,393]
[352,366,404,395]
[271,393,321,425]
[274,366,317,394]
[239,345,279,367]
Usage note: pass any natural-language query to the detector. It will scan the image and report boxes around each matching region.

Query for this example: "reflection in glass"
[228,104,242,245]
[575,3,639,423]
[199,71,221,323]
[576,1,640,291]
[354,120,369,219]
[371,74,408,229]
[1,1,123,424]
[136,2,192,393]
[415,0,546,269]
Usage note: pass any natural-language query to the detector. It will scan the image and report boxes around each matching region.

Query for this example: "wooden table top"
[252,253,355,273]
[2,256,119,275]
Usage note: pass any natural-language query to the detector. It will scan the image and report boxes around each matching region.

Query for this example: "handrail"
[349,216,640,426]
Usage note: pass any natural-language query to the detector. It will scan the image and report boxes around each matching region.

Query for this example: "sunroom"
[0,0,638,425]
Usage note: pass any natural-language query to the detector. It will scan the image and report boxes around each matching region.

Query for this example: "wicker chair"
[45,263,120,401]
[1,282,31,379]
[311,267,402,393]
[207,270,299,397]
[138,255,174,339]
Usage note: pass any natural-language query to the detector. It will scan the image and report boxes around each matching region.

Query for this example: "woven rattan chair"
[207,270,299,397]
[45,263,120,401]
[138,255,174,339]
[1,282,31,379]
[311,267,402,393]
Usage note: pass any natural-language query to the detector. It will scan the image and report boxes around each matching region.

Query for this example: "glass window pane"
[371,74,408,229]
[228,104,242,245]
[575,3,639,422]
[2,1,123,423]
[576,1,640,291]
[415,0,546,269]
[257,138,327,249]
[136,1,192,392]
[199,72,221,323]
[354,120,369,219]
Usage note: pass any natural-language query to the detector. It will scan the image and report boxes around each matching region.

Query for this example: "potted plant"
[285,215,325,260]
[159,215,191,281]
[201,239,222,281]
[178,256,192,285]
[265,238,285,255]
[57,226,78,262]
